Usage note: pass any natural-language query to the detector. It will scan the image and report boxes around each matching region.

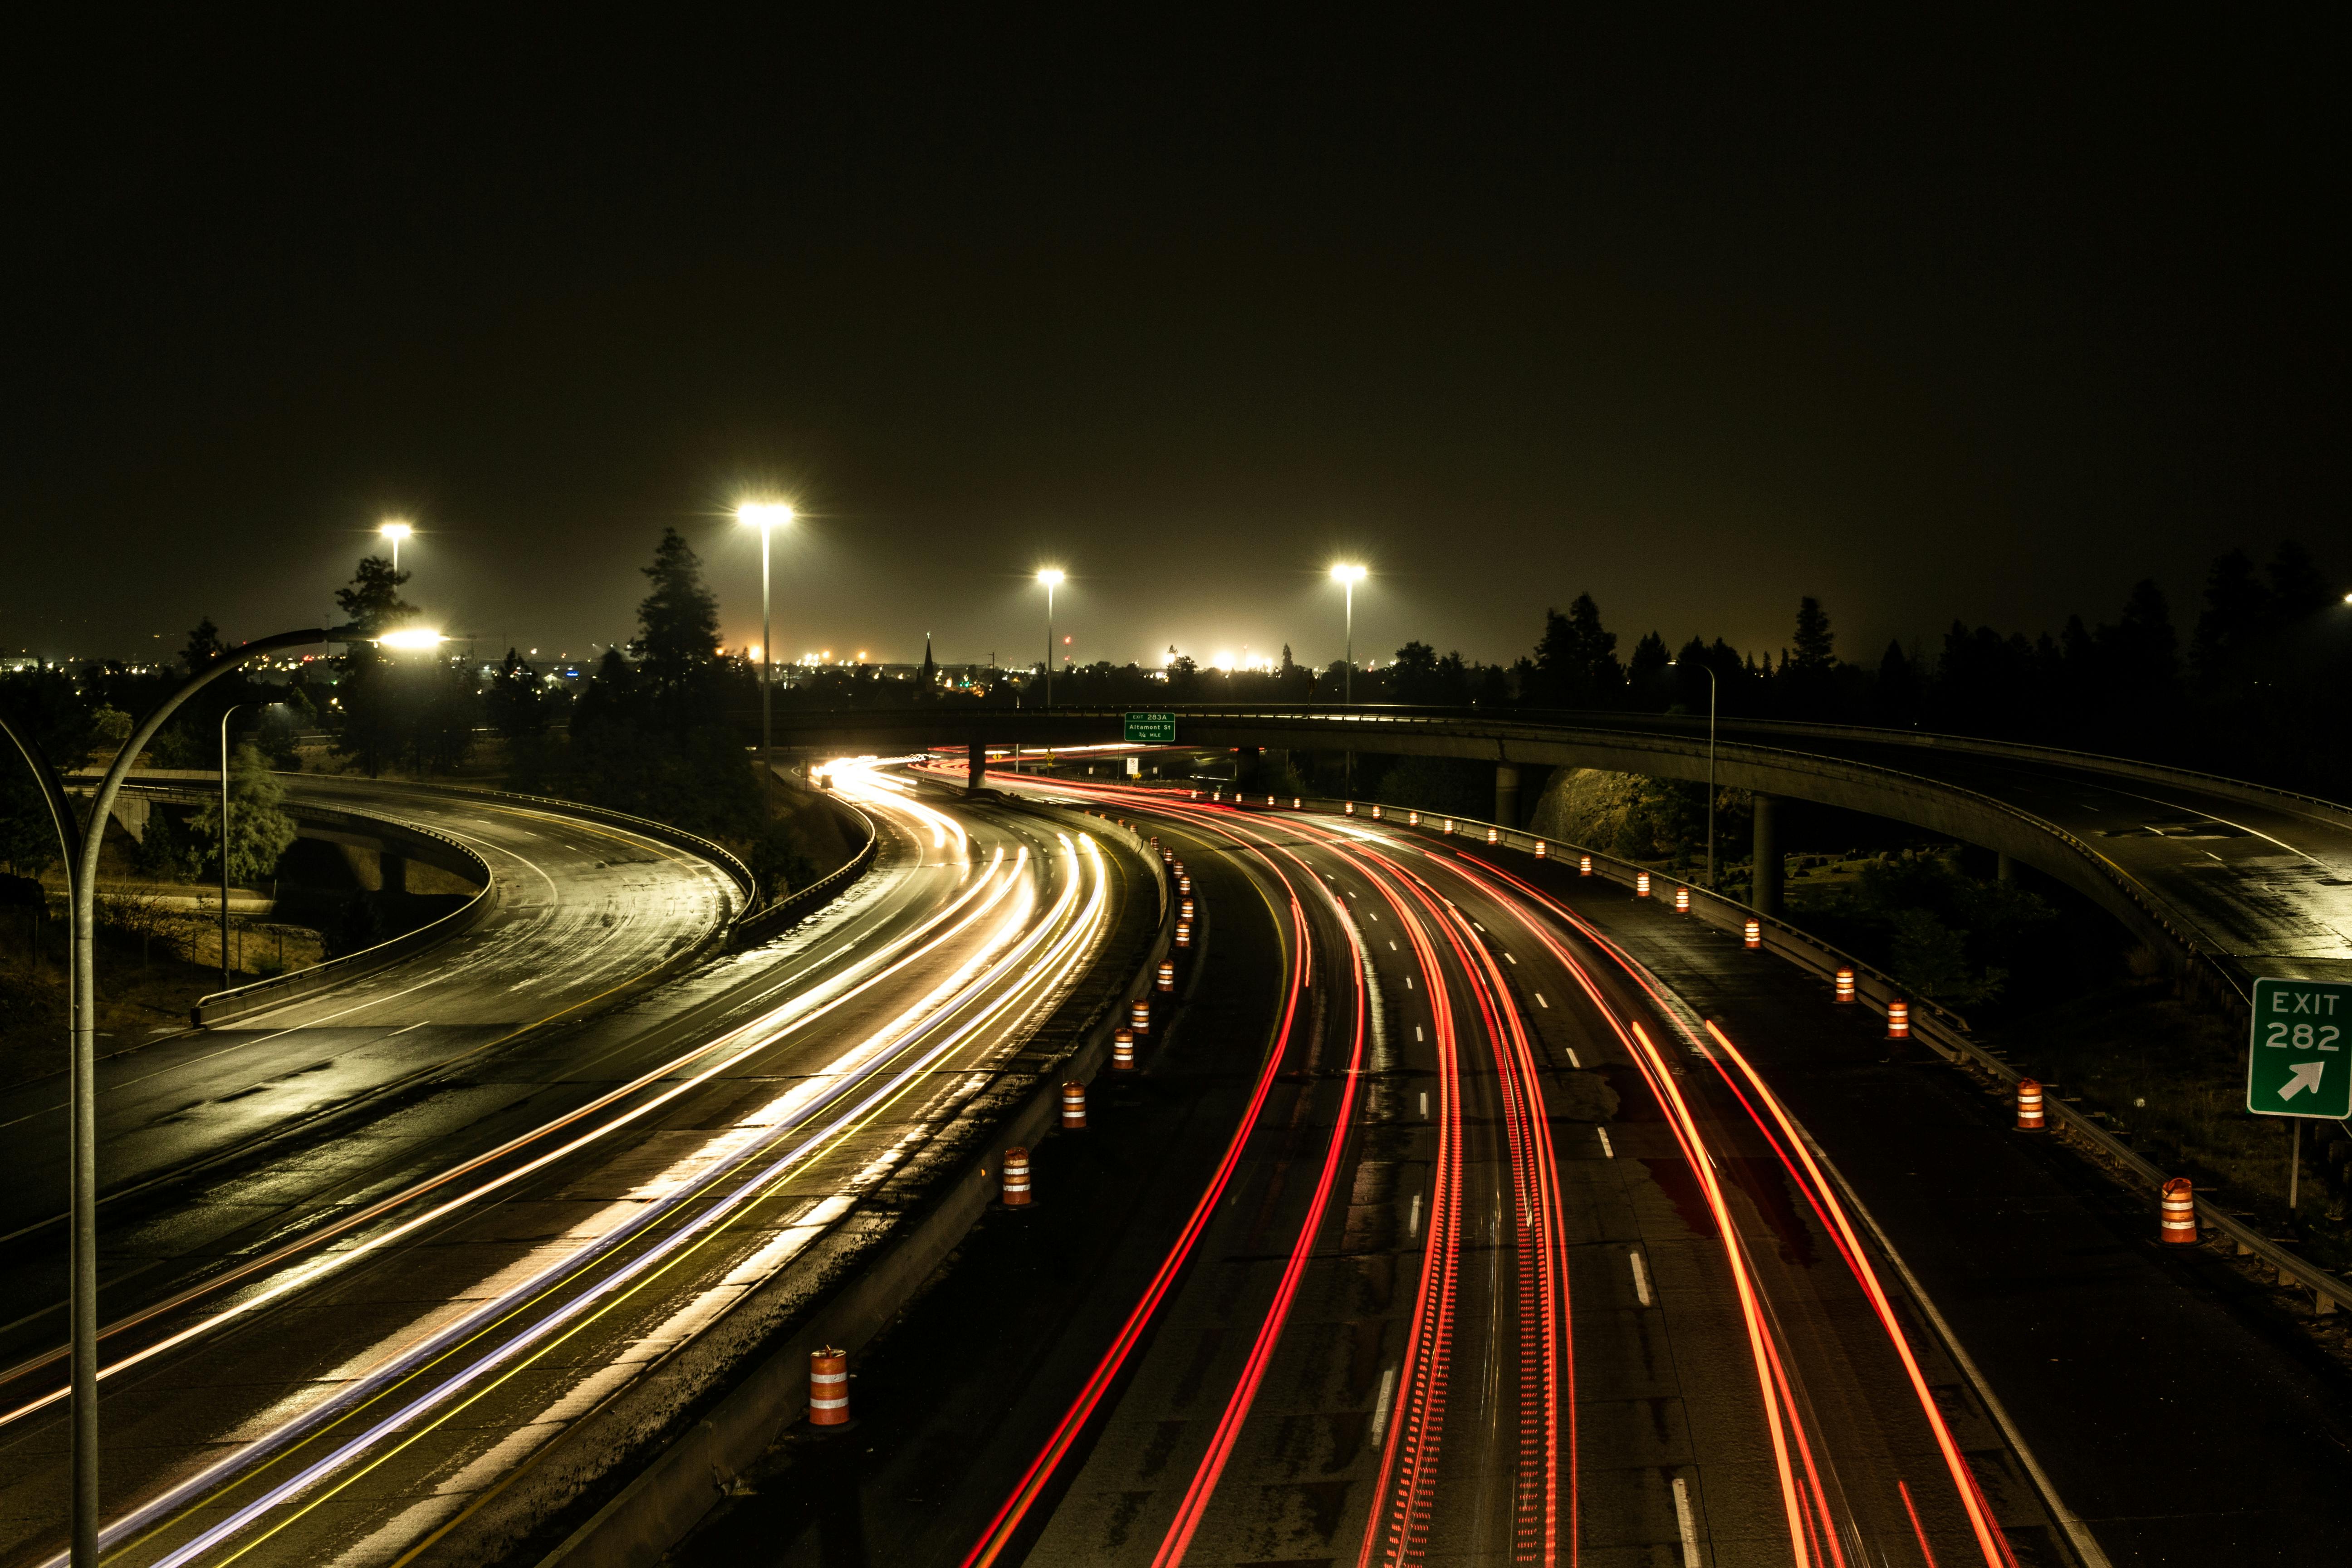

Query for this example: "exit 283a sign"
[2246,977,2352,1119]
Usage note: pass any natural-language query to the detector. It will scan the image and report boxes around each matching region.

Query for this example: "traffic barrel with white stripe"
[1408,811,1421,827]
[1371,805,1384,820]
[1061,1081,1087,1129]
[1886,999,1910,1039]
[1129,998,1150,1035]
[1673,885,1690,913]
[1000,1146,1033,1207]
[1157,960,1175,992]
[2016,1077,2045,1130]
[2159,1176,2198,1245]
[1178,874,1191,896]
[1293,797,1303,809]
[1834,966,1856,1003]
[1579,853,1593,876]
[1181,898,1194,921]
[1744,917,1761,948]
[1534,841,1547,860]
[1112,1027,1137,1071]
[1636,871,1651,897]
[1486,826,1499,844]
[1442,818,1455,835]
[808,1347,850,1426]
[1175,920,1192,949]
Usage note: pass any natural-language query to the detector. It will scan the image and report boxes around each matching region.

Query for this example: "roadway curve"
[757,705,2352,997]
[0,764,1151,1568]
[936,770,2077,1568]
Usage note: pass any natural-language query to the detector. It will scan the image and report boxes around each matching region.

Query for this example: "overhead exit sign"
[2246,976,2352,1119]
[1124,712,1176,745]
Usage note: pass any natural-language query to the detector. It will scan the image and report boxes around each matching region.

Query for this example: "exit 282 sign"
[2246,977,2352,1119]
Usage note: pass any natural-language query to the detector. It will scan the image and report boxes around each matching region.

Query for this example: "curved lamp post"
[0,623,399,1567]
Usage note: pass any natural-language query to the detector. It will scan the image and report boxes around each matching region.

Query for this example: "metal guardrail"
[729,792,879,949]
[1238,789,2352,1320]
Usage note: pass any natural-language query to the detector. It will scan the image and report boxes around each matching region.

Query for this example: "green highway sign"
[2246,976,2352,1118]
[1124,711,1176,745]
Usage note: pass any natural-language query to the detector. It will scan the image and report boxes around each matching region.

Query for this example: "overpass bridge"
[756,703,2352,1003]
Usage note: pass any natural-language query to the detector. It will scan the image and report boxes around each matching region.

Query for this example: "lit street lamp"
[737,502,794,842]
[1669,657,1719,888]
[1330,564,1367,794]
[1037,568,1064,708]
[379,519,413,573]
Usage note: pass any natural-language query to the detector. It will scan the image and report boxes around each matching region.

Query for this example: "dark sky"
[4,14,2342,674]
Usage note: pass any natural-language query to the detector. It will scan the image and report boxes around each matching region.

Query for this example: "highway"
[885,771,2073,1567]
[0,765,1147,1567]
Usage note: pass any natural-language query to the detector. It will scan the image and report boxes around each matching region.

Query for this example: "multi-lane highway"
[835,768,2083,1567]
[0,764,1149,1567]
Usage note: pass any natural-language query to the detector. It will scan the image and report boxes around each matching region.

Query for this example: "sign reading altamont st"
[1123,712,1176,745]
[2246,976,2352,1119]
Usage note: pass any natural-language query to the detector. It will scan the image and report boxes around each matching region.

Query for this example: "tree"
[1625,631,1671,707]
[1528,593,1621,708]
[487,649,549,741]
[189,742,298,885]
[631,526,724,733]
[1791,596,1835,673]
[2190,548,2271,689]
[331,557,418,775]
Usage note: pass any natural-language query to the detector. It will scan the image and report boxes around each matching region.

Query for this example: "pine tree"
[331,556,419,775]
[190,742,298,884]
[630,527,723,733]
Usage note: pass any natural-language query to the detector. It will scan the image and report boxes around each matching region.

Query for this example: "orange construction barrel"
[1061,1081,1087,1130]
[1636,871,1651,898]
[1744,917,1761,949]
[1129,998,1150,1036]
[1112,1027,1137,1072]
[2016,1078,2045,1130]
[1000,1146,1033,1207]
[1834,967,1856,1003]
[1175,920,1191,949]
[1674,886,1691,913]
[1157,961,1176,992]
[808,1347,850,1426]
[1534,841,1548,860]
[2159,1177,2198,1245]
[1886,999,1910,1039]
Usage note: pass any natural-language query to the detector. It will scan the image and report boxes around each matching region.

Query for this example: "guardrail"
[1235,789,2352,1320]
[729,791,879,949]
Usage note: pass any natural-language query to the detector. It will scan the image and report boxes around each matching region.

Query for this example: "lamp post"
[1330,564,1367,794]
[1669,657,1719,888]
[1037,568,1064,708]
[379,519,412,573]
[737,502,794,846]
[14,624,367,1568]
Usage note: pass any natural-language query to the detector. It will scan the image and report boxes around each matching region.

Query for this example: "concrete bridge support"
[1751,792,1781,916]
[967,740,986,794]
[1494,764,1521,830]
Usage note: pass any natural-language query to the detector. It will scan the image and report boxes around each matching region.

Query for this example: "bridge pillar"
[1494,764,1520,830]
[1750,794,1780,917]
[967,740,987,794]
[1996,851,2015,882]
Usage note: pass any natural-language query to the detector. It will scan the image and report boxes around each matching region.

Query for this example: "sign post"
[1124,712,1176,745]
[2246,977,2352,1119]
[2247,976,2352,1210]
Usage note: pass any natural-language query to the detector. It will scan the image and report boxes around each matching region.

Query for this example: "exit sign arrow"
[2246,977,2352,1119]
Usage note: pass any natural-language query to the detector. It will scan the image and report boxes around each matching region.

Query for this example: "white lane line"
[1389,939,1398,951]
[1406,1192,1422,1238]
[1672,1475,1701,1567]
[1419,1091,1429,1117]
[1630,1250,1653,1306]
[1504,952,1518,964]
[1597,1127,1613,1158]
[1415,1025,1425,1042]
[1534,992,1549,1008]
[1370,1365,1399,1439]
[1566,1048,1582,1068]
[1405,975,1414,990]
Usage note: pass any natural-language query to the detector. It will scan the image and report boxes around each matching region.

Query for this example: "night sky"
[4,15,2341,673]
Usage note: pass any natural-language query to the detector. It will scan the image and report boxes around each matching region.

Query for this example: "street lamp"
[379,519,413,573]
[737,502,794,843]
[1037,568,1064,708]
[1669,657,1719,888]
[0,624,363,1567]
[1330,564,1367,794]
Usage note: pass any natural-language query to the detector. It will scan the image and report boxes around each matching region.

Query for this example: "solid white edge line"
[1671,1474,1701,1568]
[1793,1121,2113,1568]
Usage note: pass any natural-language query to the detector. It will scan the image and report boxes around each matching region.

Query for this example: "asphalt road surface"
[0,766,1145,1568]
[685,773,2074,1568]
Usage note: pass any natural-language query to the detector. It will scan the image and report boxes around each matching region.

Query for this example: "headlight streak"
[70,833,1109,1568]
[0,842,1018,1429]
[961,809,1313,1568]
[225,839,1117,1568]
